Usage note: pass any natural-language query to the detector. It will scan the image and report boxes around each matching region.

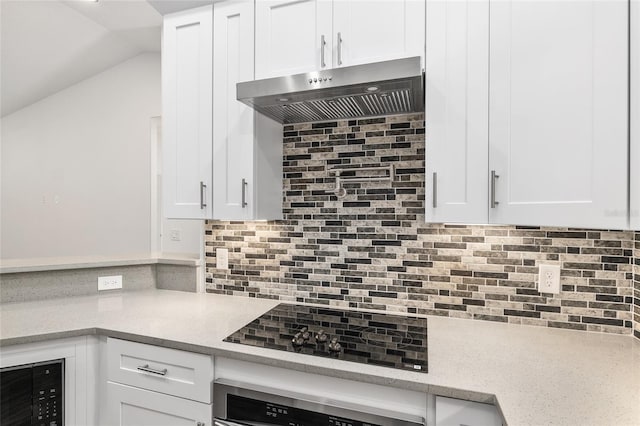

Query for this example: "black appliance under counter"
[224,304,428,373]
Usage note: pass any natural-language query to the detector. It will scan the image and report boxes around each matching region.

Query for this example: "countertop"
[1,289,638,426]
[0,254,201,274]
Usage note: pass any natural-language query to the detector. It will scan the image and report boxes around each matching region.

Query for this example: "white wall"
[1,53,161,259]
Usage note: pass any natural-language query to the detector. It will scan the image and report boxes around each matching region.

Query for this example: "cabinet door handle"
[337,32,343,65]
[432,172,438,208]
[320,35,326,68]
[137,364,167,376]
[200,181,207,209]
[490,170,500,208]
[241,178,248,208]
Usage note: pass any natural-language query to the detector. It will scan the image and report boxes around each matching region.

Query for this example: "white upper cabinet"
[255,0,425,79]
[213,0,283,220]
[488,0,628,229]
[332,0,425,68]
[163,2,282,220]
[213,0,256,220]
[255,0,332,79]
[426,0,630,230]
[631,0,639,230]
[425,0,489,224]
[162,6,213,219]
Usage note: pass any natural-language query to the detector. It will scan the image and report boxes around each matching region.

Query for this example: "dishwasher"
[213,381,425,426]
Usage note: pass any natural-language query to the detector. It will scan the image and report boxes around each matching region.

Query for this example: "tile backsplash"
[634,233,640,339]
[205,113,638,338]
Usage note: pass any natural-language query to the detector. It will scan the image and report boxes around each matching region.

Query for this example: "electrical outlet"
[98,275,123,291]
[538,264,561,294]
[170,229,181,241]
[216,248,229,270]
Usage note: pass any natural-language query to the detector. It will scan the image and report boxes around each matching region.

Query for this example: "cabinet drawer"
[106,381,212,426]
[106,338,213,403]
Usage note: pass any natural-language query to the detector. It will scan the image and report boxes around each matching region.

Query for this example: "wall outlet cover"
[538,264,561,294]
[216,248,229,270]
[98,275,123,291]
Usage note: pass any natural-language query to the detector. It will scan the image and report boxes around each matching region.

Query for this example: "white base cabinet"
[103,338,213,426]
[0,337,99,426]
[105,382,212,426]
[435,396,502,426]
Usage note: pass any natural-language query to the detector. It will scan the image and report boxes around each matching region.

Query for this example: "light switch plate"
[169,229,181,241]
[538,264,561,294]
[98,275,123,291]
[216,248,229,270]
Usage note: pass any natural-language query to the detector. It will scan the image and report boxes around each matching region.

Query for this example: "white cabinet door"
[255,0,332,79]
[162,6,213,219]
[435,396,502,426]
[213,0,283,221]
[105,382,212,426]
[425,0,489,223]
[213,0,255,220]
[631,0,640,230]
[333,0,424,67]
[488,0,628,229]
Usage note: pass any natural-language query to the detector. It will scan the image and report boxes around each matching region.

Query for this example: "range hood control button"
[308,79,313,84]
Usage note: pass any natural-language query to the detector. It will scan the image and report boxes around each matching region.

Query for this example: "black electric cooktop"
[224,304,428,373]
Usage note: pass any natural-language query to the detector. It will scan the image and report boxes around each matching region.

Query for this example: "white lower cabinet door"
[105,382,212,426]
[435,396,502,426]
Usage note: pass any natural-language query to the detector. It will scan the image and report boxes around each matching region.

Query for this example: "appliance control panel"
[32,362,63,426]
[227,394,379,426]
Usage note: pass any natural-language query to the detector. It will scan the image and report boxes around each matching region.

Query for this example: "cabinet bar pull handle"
[200,181,207,209]
[337,32,343,65]
[241,178,248,208]
[490,170,499,208]
[320,35,326,68]
[432,172,438,208]
[137,364,167,376]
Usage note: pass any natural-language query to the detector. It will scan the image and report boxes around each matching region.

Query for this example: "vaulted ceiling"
[0,0,163,117]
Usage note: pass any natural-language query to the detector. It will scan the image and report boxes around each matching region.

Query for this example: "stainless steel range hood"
[236,56,424,124]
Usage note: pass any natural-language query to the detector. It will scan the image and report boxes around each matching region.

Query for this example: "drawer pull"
[136,364,167,376]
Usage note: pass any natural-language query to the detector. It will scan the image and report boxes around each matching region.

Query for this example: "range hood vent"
[237,57,424,124]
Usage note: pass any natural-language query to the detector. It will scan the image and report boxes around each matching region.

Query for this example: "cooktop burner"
[224,304,428,373]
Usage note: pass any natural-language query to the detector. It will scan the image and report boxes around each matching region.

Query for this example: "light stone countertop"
[0,253,201,274]
[1,289,638,426]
